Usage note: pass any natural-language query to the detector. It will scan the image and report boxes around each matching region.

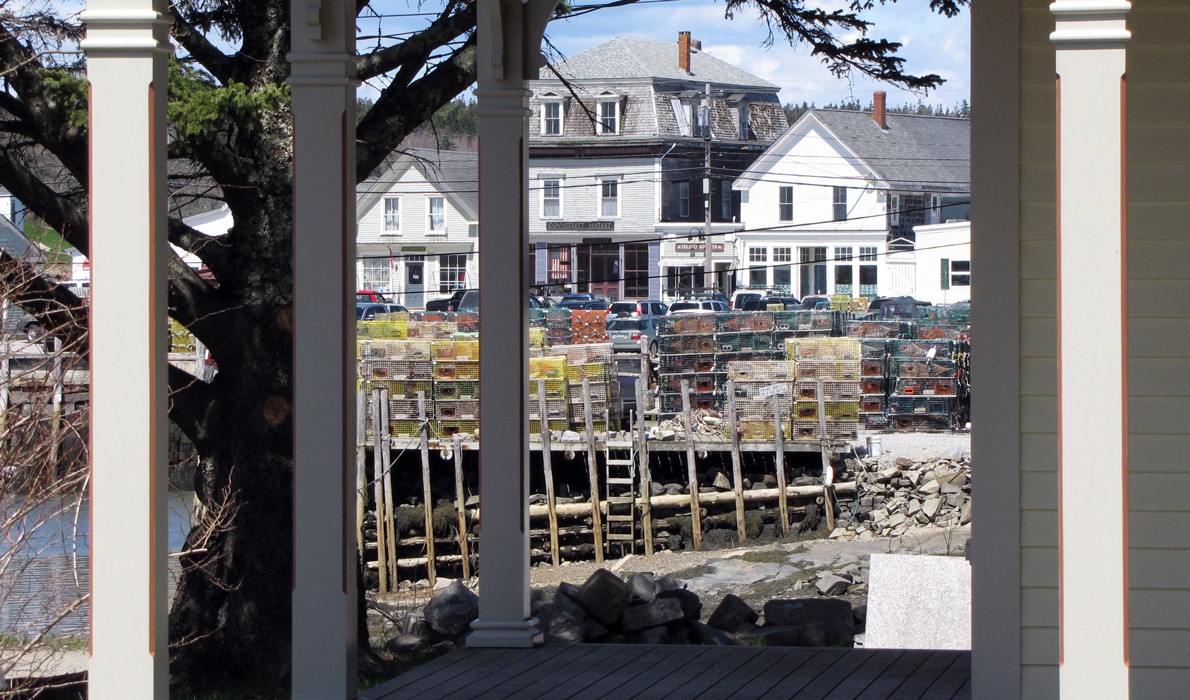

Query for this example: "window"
[833,186,848,221]
[779,186,793,221]
[439,254,467,293]
[542,179,561,218]
[383,197,400,232]
[666,266,702,296]
[678,181,691,218]
[548,245,571,284]
[930,194,942,224]
[600,178,619,217]
[361,257,391,291]
[748,247,768,287]
[737,102,750,139]
[859,264,878,297]
[889,194,901,225]
[835,246,852,262]
[720,182,732,220]
[859,246,879,262]
[941,259,971,289]
[598,99,618,134]
[834,265,853,295]
[623,243,649,298]
[427,196,445,234]
[773,247,792,291]
[542,101,562,135]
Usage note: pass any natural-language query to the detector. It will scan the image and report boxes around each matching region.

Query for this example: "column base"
[466,617,543,648]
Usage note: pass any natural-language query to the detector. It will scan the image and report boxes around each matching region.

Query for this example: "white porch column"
[468,0,556,648]
[80,0,171,696]
[1051,2,1131,696]
[288,0,358,696]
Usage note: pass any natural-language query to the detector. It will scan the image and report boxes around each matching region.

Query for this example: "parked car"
[606,315,661,354]
[425,289,472,312]
[869,296,932,319]
[609,299,668,317]
[668,299,728,314]
[451,292,545,312]
[681,290,730,306]
[739,296,800,311]
[356,289,393,304]
[729,287,779,310]
[560,298,610,312]
[356,302,408,320]
[798,295,832,310]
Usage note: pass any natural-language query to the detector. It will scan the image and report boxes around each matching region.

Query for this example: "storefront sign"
[546,221,615,231]
[674,242,725,253]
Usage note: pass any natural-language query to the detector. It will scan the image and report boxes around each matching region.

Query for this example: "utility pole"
[702,83,714,293]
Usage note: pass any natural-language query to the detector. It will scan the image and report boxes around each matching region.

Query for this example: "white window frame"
[889,194,901,225]
[427,196,446,235]
[541,177,562,218]
[599,177,620,218]
[779,186,793,221]
[383,196,400,233]
[930,194,943,224]
[833,186,848,221]
[542,100,563,136]
[597,98,619,135]
[835,246,853,262]
[678,181,691,218]
[859,246,879,262]
[361,257,392,291]
[439,253,468,293]
[748,246,768,287]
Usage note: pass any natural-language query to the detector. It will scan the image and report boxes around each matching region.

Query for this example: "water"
[0,491,195,637]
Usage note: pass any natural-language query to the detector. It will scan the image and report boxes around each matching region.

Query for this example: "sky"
[542,0,970,110]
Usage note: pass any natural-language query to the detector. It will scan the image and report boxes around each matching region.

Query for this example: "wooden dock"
[362,645,971,699]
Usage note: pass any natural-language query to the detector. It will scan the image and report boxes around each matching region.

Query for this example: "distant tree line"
[783,98,971,124]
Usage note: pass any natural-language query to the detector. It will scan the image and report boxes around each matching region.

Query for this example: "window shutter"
[940,259,951,290]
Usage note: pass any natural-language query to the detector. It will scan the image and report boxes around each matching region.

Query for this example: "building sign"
[674,242,725,253]
[545,221,615,231]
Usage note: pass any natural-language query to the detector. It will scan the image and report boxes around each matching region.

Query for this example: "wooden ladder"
[604,438,637,555]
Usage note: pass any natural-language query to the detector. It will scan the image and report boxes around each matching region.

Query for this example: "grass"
[0,632,88,653]
[739,549,789,564]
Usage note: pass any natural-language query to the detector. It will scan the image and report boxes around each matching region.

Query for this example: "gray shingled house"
[527,33,787,300]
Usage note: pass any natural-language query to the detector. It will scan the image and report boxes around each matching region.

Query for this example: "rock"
[583,617,610,641]
[576,568,631,626]
[960,501,973,525]
[554,582,588,621]
[560,430,582,442]
[763,598,855,646]
[632,625,673,644]
[707,593,759,632]
[627,572,658,603]
[895,457,914,468]
[920,479,942,495]
[922,497,942,520]
[385,633,440,654]
[535,603,585,644]
[621,597,685,631]
[687,619,736,646]
[424,580,479,638]
[654,574,684,594]
[657,588,703,620]
[853,603,868,632]
[815,574,851,597]
[712,471,732,491]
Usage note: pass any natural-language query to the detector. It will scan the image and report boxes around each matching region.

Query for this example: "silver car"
[606,315,661,355]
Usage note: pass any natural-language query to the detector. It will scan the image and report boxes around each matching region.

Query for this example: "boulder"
[687,619,737,646]
[814,574,851,597]
[658,587,703,620]
[535,603,585,644]
[763,598,855,646]
[424,580,479,638]
[627,572,658,603]
[621,597,685,631]
[707,593,759,632]
[583,617,610,641]
[577,568,631,626]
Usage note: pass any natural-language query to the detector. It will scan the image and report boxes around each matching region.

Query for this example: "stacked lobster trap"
[725,360,796,440]
[656,314,721,417]
[432,339,481,437]
[886,339,961,431]
[528,355,570,434]
[859,339,891,430]
[358,336,435,439]
[785,337,862,440]
[527,342,619,434]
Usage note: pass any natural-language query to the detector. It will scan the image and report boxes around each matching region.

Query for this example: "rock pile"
[831,447,971,539]
[389,569,862,655]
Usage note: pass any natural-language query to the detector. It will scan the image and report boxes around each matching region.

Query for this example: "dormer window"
[542,100,563,136]
[597,97,619,135]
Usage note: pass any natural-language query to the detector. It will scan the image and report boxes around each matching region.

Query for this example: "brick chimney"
[873,90,887,130]
[678,31,692,74]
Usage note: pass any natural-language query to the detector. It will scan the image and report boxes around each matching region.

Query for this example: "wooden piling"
[417,391,436,585]
[632,350,654,555]
[773,392,789,536]
[356,386,367,562]
[539,380,561,566]
[581,378,604,562]
[816,378,836,530]
[679,379,703,549]
[379,388,398,586]
[452,436,471,579]
[370,389,389,593]
[726,379,746,543]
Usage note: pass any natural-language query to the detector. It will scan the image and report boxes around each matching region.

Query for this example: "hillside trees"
[0,0,964,689]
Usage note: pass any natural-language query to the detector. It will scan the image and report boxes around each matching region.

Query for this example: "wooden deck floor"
[363,644,971,699]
